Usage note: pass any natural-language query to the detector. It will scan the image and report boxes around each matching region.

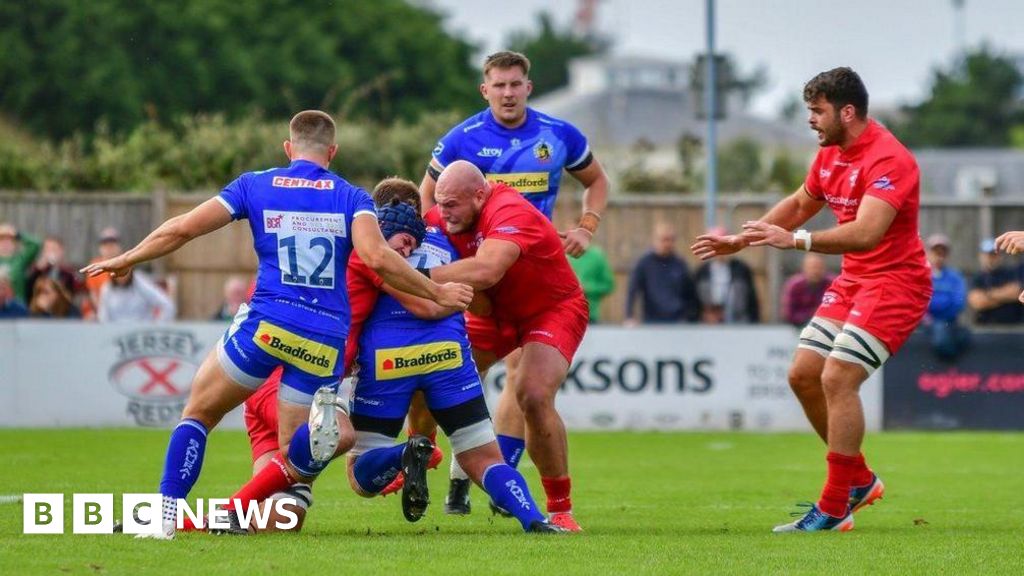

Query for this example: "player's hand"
[80,255,133,278]
[435,282,473,310]
[740,221,794,250]
[560,228,592,258]
[690,231,747,260]
[995,231,1024,255]
[1019,288,1024,305]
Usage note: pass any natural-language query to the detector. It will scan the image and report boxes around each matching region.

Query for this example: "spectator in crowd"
[569,244,615,323]
[97,268,176,322]
[0,222,42,304]
[0,269,28,319]
[25,236,81,299]
[781,253,835,327]
[28,275,81,319]
[923,234,969,359]
[624,222,699,325]
[84,227,124,319]
[694,228,760,324]
[211,275,249,321]
[968,238,1022,325]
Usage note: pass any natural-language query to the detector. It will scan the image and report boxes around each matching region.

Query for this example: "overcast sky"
[430,0,1024,118]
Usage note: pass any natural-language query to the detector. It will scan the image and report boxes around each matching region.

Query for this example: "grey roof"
[914,148,1024,198]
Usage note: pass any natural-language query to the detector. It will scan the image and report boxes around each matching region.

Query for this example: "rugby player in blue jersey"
[83,110,473,539]
[413,51,607,528]
[342,180,564,533]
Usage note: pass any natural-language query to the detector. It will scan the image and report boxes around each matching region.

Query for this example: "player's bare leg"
[139,349,255,539]
[821,358,868,456]
[516,341,579,531]
[787,349,829,442]
[494,347,527,440]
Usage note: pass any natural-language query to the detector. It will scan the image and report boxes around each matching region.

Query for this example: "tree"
[895,47,1024,147]
[507,12,604,97]
[0,0,481,139]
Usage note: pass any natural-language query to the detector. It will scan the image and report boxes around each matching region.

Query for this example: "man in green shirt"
[569,244,615,323]
[0,223,41,303]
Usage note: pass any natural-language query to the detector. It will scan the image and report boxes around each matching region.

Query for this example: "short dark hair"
[372,177,421,212]
[803,67,868,119]
[288,110,336,153]
[484,51,531,78]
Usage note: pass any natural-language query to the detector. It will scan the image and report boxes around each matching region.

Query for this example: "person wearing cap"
[0,222,42,304]
[968,238,1022,324]
[924,234,969,359]
[994,229,1024,304]
[83,227,124,319]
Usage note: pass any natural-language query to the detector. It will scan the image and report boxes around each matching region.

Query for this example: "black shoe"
[527,520,568,534]
[401,435,434,523]
[209,509,248,535]
[489,499,513,518]
[112,521,124,533]
[444,478,472,515]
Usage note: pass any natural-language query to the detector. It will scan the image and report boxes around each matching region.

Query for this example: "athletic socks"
[287,422,329,478]
[818,451,858,518]
[352,444,406,494]
[159,418,208,499]
[496,434,526,469]
[541,475,573,514]
[229,453,295,512]
[481,463,546,531]
[852,452,875,487]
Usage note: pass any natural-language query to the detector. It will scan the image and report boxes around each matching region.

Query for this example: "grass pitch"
[1,429,1021,575]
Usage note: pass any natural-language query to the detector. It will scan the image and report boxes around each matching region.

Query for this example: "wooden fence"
[2,191,1023,323]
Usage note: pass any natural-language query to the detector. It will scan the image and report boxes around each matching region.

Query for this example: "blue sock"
[158,419,208,499]
[287,423,330,477]
[497,434,526,468]
[352,444,406,494]
[482,463,546,531]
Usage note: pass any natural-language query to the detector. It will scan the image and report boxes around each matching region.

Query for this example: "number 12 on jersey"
[263,210,347,290]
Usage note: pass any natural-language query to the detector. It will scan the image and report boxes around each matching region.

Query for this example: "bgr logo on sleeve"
[375,342,463,380]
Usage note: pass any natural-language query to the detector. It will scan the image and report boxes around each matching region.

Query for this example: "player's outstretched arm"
[691,185,824,261]
[429,238,521,290]
[742,195,896,254]
[351,214,472,310]
[80,197,232,278]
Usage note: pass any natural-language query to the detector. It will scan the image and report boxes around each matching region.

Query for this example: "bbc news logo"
[22,494,299,534]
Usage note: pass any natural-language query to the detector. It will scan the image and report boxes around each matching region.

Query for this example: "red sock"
[851,453,874,487]
[541,476,572,514]
[818,452,857,518]
[229,453,295,510]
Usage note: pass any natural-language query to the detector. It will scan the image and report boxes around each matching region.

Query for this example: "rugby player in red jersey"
[424,160,590,532]
[692,67,932,532]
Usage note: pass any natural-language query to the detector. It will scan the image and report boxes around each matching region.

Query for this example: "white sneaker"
[309,386,340,462]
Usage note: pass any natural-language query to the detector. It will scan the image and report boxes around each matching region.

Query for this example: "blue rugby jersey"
[430,107,590,219]
[363,227,463,332]
[217,159,376,337]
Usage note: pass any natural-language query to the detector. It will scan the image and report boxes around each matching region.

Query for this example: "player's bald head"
[435,160,488,200]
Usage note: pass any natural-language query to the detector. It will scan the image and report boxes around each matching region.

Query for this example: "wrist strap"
[794,229,812,251]
[578,211,601,235]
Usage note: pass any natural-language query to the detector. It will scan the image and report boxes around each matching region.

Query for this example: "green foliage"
[0,112,462,191]
[895,47,1024,147]
[507,12,603,97]
[717,138,763,192]
[0,0,480,139]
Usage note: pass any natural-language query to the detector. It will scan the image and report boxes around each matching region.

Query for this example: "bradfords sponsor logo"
[109,330,203,427]
[253,321,337,376]
[271,176,335,190]
[375,341,463,380]
[486,172,549,194]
